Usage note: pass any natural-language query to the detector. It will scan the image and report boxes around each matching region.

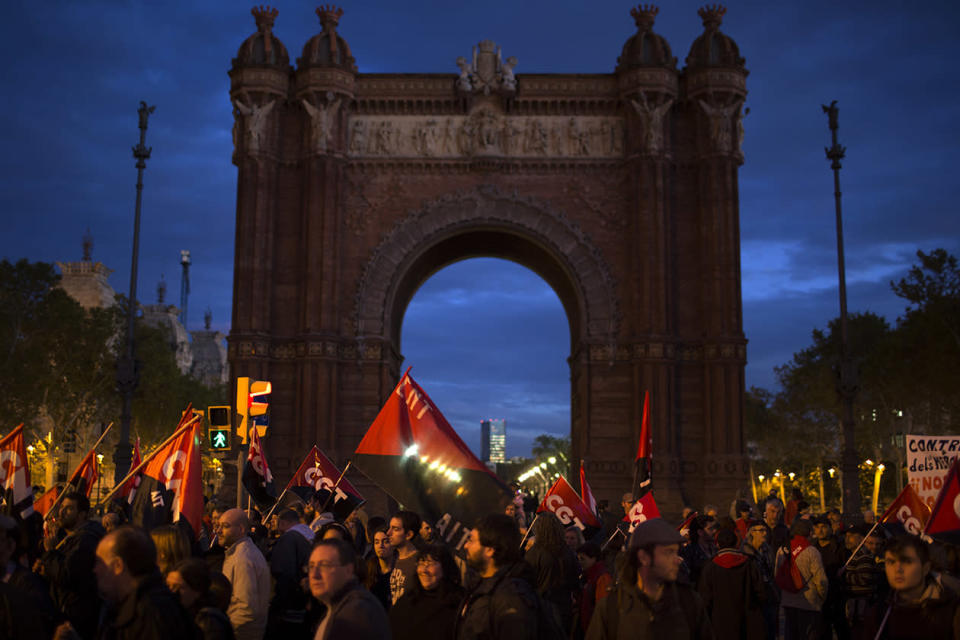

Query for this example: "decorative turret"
[685,5,745,69]
[617,5,677,71]
[233,6,290,69]
[616,6,678,157]
[295,6,357,155]
[299,6,357,71]
[683,5,748,160]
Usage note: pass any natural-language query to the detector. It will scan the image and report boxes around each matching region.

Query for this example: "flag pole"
[841,521,881,570]
[95,416,200,509]
[43,423,115,521]
[261,487,290,522]
[518,513,540,550]
[601,526,626,552]
[318,460,353,516]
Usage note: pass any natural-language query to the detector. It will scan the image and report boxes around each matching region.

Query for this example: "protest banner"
[906,434,960,509]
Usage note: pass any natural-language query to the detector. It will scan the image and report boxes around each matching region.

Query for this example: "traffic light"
[235,377,271,445]
[207,406,231,451]
[249,380,271,438]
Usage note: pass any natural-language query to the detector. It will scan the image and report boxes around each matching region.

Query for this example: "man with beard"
[586,518,712,640]
[456,513,539,640]
[38,492,105,640]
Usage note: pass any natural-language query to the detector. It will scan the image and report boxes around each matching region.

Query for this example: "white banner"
[906,434,960,509]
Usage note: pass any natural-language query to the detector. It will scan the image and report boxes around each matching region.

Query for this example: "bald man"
[219,508,270,640]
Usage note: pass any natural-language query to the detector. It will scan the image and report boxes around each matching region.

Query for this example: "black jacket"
[41,519,105,639]
[456,565,540,640]
[96,570,196,640]
[390,582,464,640]
[586,580,714,640]
[857,579,960,640]
[698,549,766,640]
[314,578,391,640]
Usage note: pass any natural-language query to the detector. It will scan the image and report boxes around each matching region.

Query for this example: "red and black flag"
[129,418,204,540]
[353,370,512,548]
[624,491,661,531]
[579,460,598,517]
[34,485,60,518]
[119,437,142,504]
[284,446,364,521]
[0,424,33,518]
[925,457,960,544]
[880,484,930,536]
[538,475,601,539]
[632,390,653,500]
[66,448,99,499]
[242,427,276,511]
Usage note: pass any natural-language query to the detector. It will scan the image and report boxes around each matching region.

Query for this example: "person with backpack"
[776,518,827,640]
[586,518,713,640]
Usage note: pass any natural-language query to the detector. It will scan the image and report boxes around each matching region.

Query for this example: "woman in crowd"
[525,511,579,633]
[167,557,235,640]
[151,523,192,576]
[363,522,396,610]
[389,544,464,640]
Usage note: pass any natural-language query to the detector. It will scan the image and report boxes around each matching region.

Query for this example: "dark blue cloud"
[3,1,958,458]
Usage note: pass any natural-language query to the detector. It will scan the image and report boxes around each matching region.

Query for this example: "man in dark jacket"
[858,535,960,640]
[308,538,391,640]
[586,517,713,640]
[39,492,105,640]
[268,508,314,638]
[456,513,539,640]
[699,528,765,640]
[55,525,194,640]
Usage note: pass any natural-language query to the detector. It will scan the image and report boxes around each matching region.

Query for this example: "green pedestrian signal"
[212,430,228,448]
[207,405,232,451]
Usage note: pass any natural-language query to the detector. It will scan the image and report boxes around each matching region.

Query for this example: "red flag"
[579,460,597,515]
[632,390,653,499]
[67,448,99,498]
[537,475,601,532]
[0,425,33,517]
[354,370,511,543]
[285,446,365,520]
[34,485,61,518]
[129,419,203,538]
[924,458,960,538]
[119,438,142,504]
[880,484,931,536]
[242,427,276,510]
[677,510,699,535]
[623,492,661,528]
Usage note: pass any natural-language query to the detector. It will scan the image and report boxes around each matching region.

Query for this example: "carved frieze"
[347,112,625,159]
[585,341,743,362]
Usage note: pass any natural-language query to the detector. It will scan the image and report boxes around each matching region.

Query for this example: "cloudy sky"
[2,1,957,459]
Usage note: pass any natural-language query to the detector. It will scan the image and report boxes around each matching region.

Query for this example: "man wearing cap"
[586,517,712,640]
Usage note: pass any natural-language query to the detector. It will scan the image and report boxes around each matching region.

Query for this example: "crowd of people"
[1,485,959,639]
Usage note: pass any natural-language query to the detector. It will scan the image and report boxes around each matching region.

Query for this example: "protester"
[785,489,803,527]
[456,513,540,639]
[363,523,395,610]
[268,508,314,639]
[858,535,960,640]
[565,525,586,553]
[420,520,438,545]
[219,507,270,640]
[167,557,236,640]
[525,511,579,632]
[811,516,847,640]
[681,515,718,586]
[56,526,194,640]
[843,524,886,630]
[0,515,53,638]
[586,517,712,640]
[102,512,122,534]
[388,510,422,604]
[861,510,876,526]
[39,491,105,640]
[762,498,790,551]
[151,523,192,576]
[699,528,765,640]
[734,501,753,543]
[742,521,778,640]
[827,509,843,538]
[778,518,827,640]
[576,542,612,637]
[307,538,391,640]
[390,544,464,640]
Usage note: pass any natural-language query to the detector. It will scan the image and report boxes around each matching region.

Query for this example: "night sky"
[3,1,958,459]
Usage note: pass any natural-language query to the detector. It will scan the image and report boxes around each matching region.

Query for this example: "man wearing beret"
[586,517,714,640]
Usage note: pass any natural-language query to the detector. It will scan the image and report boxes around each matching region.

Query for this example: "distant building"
[481,418,506,464]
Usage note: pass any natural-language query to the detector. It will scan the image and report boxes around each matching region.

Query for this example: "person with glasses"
[307,538,390,640]
[742,522,778,640]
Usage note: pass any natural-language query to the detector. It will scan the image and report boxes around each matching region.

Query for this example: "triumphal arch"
[227,5,750,514]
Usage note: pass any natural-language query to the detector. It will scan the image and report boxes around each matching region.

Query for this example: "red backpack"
[775,537,809,593]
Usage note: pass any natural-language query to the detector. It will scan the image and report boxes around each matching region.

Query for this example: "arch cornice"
[353,183,620,352]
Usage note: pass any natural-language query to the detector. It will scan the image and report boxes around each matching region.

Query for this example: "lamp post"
[114,101,155,484]
[822,100,861,523]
